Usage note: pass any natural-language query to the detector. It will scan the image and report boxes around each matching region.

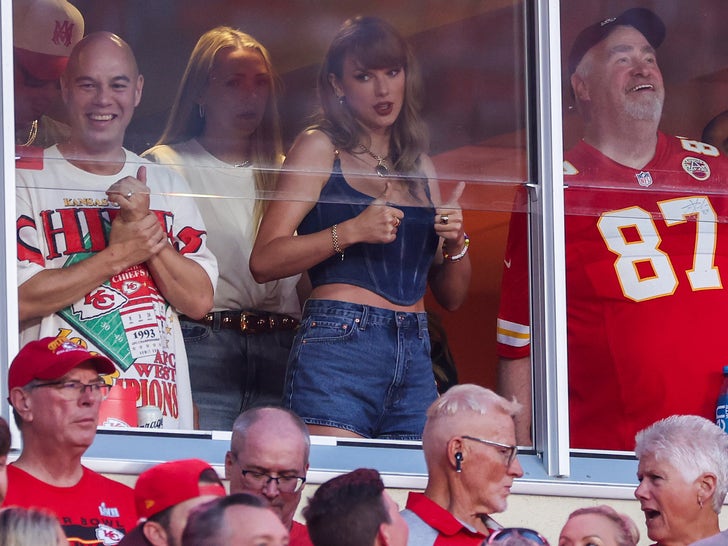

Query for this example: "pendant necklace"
[19,119,38,147]
[234,160,252,168]
[358,144,390,177]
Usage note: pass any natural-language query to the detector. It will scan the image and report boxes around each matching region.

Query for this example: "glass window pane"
[559,1,728,451]
[13,0,530,442]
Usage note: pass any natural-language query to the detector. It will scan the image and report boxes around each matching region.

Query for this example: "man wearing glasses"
[4,336,137,545]
[225,406,313,546]
[401,384,523,545]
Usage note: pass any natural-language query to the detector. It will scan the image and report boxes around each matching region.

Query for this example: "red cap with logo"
[13,0,85,80]
[8,336,116,391]
[135,459,226,519]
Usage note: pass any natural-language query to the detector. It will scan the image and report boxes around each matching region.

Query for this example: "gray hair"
[231,406,311,463]
[426,384,521,421]
[635,415,728,513]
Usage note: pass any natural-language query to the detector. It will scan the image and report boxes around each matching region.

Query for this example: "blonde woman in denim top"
[251,16,471,440]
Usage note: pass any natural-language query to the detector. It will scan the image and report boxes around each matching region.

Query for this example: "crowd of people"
[13,0,469,441]
[7,0,728,545]
[1,341,728,546]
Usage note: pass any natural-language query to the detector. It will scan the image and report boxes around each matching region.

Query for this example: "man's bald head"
[64,32,139,83]
[230,406,310,460]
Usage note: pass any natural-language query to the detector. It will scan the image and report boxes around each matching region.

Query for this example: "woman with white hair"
[634,415,728,546]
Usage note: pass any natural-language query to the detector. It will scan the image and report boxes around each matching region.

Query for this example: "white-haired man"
[401,384,523,545]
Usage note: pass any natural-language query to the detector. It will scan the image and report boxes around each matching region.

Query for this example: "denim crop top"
[298,157,439,305]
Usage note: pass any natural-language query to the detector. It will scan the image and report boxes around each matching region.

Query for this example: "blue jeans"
[181,318,295,431]
[284,299,438,440]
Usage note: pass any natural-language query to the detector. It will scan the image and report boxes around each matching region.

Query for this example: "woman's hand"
[434,181,466,246]
[344,180,404,245]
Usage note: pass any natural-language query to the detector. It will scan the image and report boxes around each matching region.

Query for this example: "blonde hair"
[566,505,639,546]
[0,507,64,546]
[156,26,283,230]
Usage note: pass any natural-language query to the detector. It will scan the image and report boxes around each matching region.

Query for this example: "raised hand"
[107,166,167,268]
[106,166,151,222]
[434,181,466,243]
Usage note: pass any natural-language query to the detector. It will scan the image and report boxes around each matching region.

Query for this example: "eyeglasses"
[487,528,550,546]
[240,469,306,493]
[462,435,518,466]
[28,379,111,401]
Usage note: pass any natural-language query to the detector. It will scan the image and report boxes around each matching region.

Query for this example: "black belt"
[180,310,299,334]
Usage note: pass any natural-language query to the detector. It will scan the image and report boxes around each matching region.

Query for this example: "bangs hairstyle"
[316,16,428,175]
[154,26,283,232]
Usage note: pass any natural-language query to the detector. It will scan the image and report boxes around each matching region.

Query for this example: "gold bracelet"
[442,232,470,262]
[331,224,344,261]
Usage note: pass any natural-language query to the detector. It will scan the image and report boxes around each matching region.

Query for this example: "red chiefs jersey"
[497,132,728,450]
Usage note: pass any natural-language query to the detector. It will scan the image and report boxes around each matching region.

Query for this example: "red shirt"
[291,520,314,546]
[4,464,137,545]
[498,133,728,449]
[401,492,492,545]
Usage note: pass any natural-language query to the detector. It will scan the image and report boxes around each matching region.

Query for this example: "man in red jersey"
[4,336,137,545]
[497,7,728,450]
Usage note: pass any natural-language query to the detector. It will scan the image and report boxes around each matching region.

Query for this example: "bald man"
[16,32,218,429]
[226,406,313,545]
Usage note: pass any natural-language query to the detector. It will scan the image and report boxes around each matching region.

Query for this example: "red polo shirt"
[403,492,495,545]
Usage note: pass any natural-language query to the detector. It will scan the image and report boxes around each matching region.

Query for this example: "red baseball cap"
[134,459,226,519]
[8,336,116,391]
[13,0,85,80]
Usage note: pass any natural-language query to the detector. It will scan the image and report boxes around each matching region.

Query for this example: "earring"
[338,96,345,105]
[698,496,704,509]
[455,452,463,473]
[198,103,205,118]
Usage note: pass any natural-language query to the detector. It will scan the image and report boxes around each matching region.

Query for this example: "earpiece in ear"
[455,452,463,473]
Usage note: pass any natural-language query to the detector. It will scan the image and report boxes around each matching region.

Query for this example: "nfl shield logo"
[636,171,653,187]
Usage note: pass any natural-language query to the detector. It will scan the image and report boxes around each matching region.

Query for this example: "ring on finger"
[126,191,134,199]
[441,214,449,225]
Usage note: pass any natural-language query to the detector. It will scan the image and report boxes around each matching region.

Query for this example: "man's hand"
[107,166,151,222]
[107,166,167,267]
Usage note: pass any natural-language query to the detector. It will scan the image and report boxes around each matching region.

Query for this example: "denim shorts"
[181,318,295,431]
[284,299,438,440]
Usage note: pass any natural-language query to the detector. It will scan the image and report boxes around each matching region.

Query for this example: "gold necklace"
[358,144,390,177]
[19,119,38,147]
